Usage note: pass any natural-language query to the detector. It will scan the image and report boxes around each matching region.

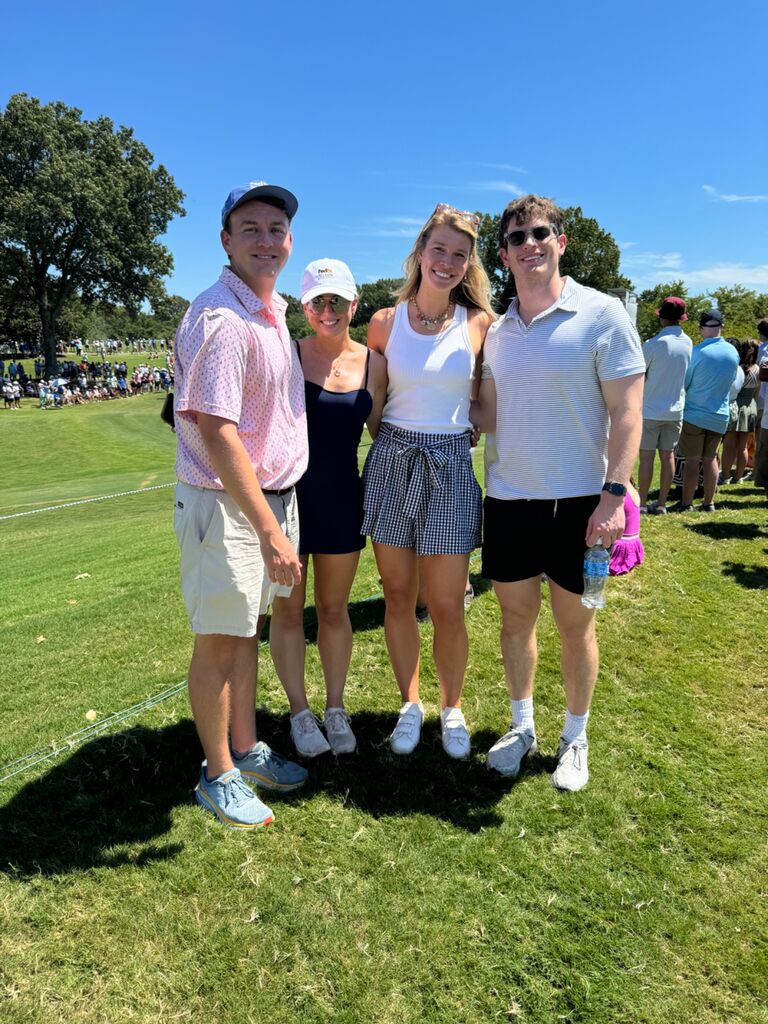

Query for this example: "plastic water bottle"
[582,540,610,610]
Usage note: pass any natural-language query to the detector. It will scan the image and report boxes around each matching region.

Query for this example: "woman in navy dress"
[270,259,387,757]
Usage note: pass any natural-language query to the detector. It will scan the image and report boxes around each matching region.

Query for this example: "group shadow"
[0,707,543,879]
[683,517,768,588]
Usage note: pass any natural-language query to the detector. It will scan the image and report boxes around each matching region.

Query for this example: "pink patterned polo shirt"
[174,267,308,490]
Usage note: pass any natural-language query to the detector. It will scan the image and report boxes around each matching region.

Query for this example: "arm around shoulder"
[367,307,395,355]
[366,348,388,439]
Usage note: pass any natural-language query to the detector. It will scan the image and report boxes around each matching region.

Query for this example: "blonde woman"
[363,204,495,759]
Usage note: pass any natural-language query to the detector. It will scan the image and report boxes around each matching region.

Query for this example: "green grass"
[1,397,767,1024]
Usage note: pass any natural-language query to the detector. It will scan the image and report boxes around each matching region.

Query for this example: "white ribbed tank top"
[382,302,474,433]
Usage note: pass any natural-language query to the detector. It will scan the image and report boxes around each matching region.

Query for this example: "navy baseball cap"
[699,308,724,327]
[221,181,298,227]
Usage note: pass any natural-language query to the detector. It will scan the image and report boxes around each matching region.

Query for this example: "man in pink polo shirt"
[173,181,309,828]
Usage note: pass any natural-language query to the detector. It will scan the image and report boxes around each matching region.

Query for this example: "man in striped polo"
[471,194,644,791]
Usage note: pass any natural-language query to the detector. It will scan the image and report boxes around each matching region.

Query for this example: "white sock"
[511,697,535,734]
[562,709,589,745]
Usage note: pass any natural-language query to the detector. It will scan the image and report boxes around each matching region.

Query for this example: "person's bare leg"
[188,632,258,777]
[419,553,470,708]
[269,559,309,715]
[702,454,719,505]
[735,431,750,481]
[373,543,420,702]
[549,582,598,717]
[720,432,737,480]
[228,620,267,754]
[657,449,676,507]
[492,577,542,700]
[313,551,360,708]
[681,456,701,506]
[638,449,655,506]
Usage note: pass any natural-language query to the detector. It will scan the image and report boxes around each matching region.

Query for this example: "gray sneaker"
[195,765,274,828]
[551,738,589,792]
[390,701,424,755]
[487,726,538,777]
[324,707,357,755]
[290,709,331,758]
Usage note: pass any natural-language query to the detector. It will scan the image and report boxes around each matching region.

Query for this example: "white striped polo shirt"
[482,277,644,500]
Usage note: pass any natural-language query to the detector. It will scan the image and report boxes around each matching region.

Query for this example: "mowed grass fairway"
[1,395,766,1024]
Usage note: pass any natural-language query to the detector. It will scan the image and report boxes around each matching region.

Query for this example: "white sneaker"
[487,726,538,777]
[390,701,424,755]
[440,706,471,760]
[290,709,331,758]
[324,707,357,755]
[551,738,589,791]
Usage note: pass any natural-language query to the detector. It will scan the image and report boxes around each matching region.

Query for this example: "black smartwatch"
[602,480,627,497]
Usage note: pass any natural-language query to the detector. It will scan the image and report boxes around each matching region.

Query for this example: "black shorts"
[481,494,600,595]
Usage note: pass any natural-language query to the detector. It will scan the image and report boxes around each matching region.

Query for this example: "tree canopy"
[0,93,185,372]
[476,205,632,311]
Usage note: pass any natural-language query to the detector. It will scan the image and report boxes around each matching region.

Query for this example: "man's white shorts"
[173,481,298,637]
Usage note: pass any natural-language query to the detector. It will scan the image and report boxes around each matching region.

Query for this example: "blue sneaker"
[233,741,308,792]
[195,765,274,829]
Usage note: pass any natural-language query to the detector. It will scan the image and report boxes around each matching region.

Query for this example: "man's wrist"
[602,480,627,498]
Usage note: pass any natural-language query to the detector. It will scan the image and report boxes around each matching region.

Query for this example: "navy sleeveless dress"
[296,349,372,555]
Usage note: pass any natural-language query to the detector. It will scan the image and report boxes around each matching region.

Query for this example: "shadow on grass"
[684,520,768,541]
[0,721,198,878]
[0,710,529,877]
[722,560,768,589]
[258,709,537,834]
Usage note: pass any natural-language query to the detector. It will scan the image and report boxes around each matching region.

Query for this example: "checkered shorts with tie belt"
[361,423,482,555]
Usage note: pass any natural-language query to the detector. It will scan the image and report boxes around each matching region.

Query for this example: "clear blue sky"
[3,0,767,304]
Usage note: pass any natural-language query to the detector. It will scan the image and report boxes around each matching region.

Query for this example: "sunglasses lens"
[310,296,350,313]
[506,225,558,247]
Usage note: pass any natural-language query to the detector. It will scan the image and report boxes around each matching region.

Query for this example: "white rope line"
[0,482,175,521]
[0,682,188,784]
[0,555,484,786]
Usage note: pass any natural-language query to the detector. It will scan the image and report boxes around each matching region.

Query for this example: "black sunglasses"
[308,295,352,314]
[504,224,559,247]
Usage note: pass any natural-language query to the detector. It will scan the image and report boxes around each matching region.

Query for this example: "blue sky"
[3,0,767,304]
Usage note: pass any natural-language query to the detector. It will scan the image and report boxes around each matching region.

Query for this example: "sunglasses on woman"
[503,224,560,247]
[308,295,352,314]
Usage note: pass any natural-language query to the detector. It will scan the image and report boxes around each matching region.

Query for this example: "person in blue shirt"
[677,309,739,511]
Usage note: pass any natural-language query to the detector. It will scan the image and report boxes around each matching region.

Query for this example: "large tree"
[476,205,633,311]
[0,93,185,373]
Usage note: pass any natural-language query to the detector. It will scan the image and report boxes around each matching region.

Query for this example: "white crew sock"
[511,697,535,734]
[562,709,589,746]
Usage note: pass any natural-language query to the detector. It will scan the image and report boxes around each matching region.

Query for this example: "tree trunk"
[38,299,58,379]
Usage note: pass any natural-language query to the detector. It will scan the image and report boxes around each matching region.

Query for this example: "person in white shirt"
[472,194,644,792]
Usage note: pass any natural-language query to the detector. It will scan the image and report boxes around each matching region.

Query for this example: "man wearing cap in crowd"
[677,308,739,512]
[173,181,309,829]
[637,296,692,514]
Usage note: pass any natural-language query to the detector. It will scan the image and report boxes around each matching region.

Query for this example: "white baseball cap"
[300,259,358,304]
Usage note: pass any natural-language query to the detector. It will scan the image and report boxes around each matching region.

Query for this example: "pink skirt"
[609,537,644,576]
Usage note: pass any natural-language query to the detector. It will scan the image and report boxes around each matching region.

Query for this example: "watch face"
[603,481,626,496]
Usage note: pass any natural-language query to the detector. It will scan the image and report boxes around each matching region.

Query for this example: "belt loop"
[553,498,558,517]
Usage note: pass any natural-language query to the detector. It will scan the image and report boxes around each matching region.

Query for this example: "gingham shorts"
[361,423,482,555]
